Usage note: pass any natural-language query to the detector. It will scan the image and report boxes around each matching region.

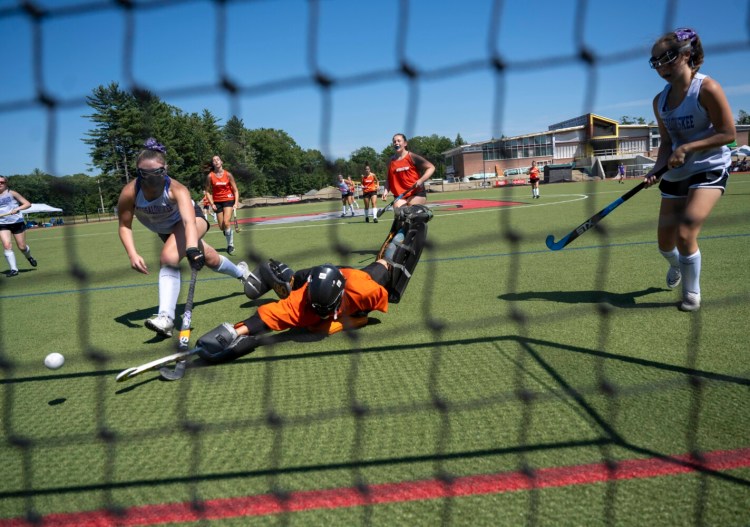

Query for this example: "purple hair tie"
[674,28,697,42]
[144,137,167,154]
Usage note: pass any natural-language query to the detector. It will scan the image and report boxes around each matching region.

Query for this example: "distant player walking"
[529,160,541,199]
[337,175,354,217]
[205,155,239,255]
[361,164,380,223]
[617,162,626,183]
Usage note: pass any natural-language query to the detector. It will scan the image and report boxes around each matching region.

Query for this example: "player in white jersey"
[0,177,37,277]
[117,139,251,337]
[643,28,735,312]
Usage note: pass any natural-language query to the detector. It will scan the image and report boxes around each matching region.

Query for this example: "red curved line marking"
[2,447,748,526]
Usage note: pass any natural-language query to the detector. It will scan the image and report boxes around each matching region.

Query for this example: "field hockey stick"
[377,184,418,218]
[115,346,203,382]
[159,267,198,381]
[233,208,241,232]
[545,166,666,251]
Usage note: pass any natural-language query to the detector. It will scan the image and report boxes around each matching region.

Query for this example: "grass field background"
[1,177,749,526]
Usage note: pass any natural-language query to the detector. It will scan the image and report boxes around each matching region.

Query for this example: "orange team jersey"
[347,179,355,193]
[529,166,540,180]
[361,173,379,193]
[257,267,389,332]
[209,171,235,202]
[387,153,420,196]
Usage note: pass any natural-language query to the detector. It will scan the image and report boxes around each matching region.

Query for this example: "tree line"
[2,83,465,216]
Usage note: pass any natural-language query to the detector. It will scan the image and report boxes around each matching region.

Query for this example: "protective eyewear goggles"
[136,167,168,178]
[649,50,679,69]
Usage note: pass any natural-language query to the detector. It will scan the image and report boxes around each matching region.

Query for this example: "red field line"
[2,447,748,526]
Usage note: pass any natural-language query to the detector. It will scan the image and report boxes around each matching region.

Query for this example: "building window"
[483,135,552,160]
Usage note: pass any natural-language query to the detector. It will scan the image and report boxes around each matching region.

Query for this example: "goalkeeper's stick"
[233,208,241,232]
[159,267,198,381]
[115,346,203,382]
[545,166,666,251]
[377,184,419,218]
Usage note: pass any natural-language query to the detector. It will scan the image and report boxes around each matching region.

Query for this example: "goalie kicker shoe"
[145,312,174,337]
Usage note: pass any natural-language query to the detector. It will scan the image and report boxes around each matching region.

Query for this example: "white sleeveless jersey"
[658,73,730,181]
[133,177,183,235]
[0,190,24,225]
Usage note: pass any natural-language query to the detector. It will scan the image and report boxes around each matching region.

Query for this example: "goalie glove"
[197,323,255,363]
[260,259,295,299]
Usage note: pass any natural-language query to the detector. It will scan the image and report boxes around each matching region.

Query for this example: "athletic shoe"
[7,269,19,277]
[351,211,355,217]
[227,245,235,255]
[365,216,369,223]
[666,266,681,289]
[237,261,250,283]
[679,292,701,312]
[373,217,378,223]
[340,213,346,217]
[145,312,174,337]
[27,256,37,267]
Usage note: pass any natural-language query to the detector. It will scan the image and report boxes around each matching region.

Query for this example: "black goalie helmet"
[306,264,346,318]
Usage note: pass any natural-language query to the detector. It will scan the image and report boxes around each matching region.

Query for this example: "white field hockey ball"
[44,352,65,370]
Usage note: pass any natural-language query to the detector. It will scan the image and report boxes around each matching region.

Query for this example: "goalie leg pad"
[377,205,432,261]
[260,259,295,299]
[386,221,428,304]
[197,323,257,363]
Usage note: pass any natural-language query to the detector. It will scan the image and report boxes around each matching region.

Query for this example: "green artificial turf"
[1,177,748,526]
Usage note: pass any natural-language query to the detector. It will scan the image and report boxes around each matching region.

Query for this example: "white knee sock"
[22,245,33,259]
[211,254,242,278]
[660,247,680,268]
[4,249,17,271]
[224,229,233,246]
[679,250,701,295]
[158,265,181,319]
[372,207,378,218]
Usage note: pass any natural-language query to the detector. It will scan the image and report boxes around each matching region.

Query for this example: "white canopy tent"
[21,203,63,215]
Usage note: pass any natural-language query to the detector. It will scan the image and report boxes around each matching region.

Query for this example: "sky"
[1,0,749,176]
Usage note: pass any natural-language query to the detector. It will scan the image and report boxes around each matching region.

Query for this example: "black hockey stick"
[159,267,198,380]
[545,166,666,251]
[377,184,419,218]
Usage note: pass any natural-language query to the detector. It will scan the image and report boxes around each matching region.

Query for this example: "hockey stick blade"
[159,360,187,381]
[116,347,202,382]
[545,166,666,251]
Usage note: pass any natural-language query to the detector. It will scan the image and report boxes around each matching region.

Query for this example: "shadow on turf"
[113,291,247,331]
[4,331,750,509]
[499,286,673,308]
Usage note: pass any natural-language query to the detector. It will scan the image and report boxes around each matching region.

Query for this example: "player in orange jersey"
[361,164,380,223]
[205,155,239,254]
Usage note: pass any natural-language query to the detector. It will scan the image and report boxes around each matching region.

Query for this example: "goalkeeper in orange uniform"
[196,204,433,362]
